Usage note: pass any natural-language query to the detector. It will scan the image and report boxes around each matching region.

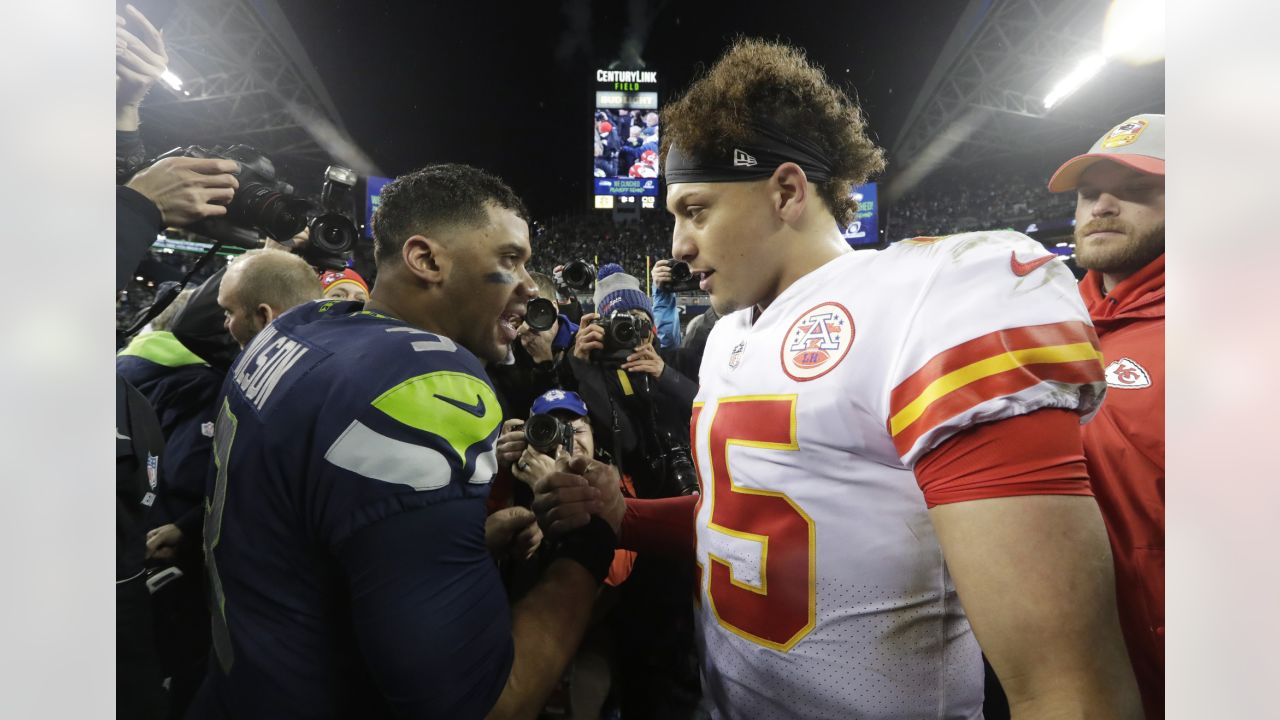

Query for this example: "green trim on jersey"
[371,371,501,468]
[117,331,208,368]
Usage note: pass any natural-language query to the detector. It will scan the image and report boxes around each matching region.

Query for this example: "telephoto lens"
[525,298,558,332]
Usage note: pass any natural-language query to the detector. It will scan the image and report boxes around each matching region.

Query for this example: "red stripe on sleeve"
[890,321,1101,414]
[913,408,1093,508]
[892,358,1103,458]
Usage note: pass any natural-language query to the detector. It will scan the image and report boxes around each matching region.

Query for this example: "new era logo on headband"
[733,149,757,167]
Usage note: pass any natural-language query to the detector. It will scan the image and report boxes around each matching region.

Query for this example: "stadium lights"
[1042,0,1164,111]
[1102,0,1165,65]
[1043,53,1107,110]
[161,69,183,91]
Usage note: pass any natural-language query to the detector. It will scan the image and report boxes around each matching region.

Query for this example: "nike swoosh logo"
[1010,251,1055,277]
[434,393,487,418]
[116,428,131,441]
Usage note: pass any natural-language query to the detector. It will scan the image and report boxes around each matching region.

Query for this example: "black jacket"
[568,347,700,498]
[117,332,224,544]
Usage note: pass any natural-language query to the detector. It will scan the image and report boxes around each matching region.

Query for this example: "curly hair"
[372,163,529,267]
[661,38,886,225]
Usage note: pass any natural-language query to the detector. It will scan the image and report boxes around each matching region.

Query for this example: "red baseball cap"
[319,268,369,295]
[1048,113,1165,192]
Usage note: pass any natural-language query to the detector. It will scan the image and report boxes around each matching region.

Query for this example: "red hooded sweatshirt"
[1079,254,1165,719]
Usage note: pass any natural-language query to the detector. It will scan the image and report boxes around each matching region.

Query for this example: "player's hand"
[495,419,527,471]
[116,6,167,109]
[485,506,541,560]
[125,157,240,227]
[145,523,184,563]
[573,313,604,361]
[518,321,555,363]
[651,259,673,289]
[512,445,557,487]
[622,343,665,379]
[532,455,624,538]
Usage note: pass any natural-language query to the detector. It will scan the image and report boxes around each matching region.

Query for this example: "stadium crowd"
[115,7,1164,720]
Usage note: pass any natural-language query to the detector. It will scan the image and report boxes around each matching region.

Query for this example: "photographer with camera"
[567,264,703,718]
[571,264,699,498]
[488,272,580,419]
[491,389,637,720]
[649,259,685,349]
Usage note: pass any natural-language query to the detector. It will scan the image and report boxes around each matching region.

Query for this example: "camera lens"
[308,213,357,254]
[232,184,311,241]
[525,298,557,332]
[669,260,692,282]
[562,260,595,292]
[610,316,636,344]
[524,414,564,454]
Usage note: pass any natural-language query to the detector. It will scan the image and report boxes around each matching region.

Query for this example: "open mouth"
[498,311,523,342]
[696,270,715,292]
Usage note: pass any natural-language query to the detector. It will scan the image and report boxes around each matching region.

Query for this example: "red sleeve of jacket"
[620,494,698,558]
[914,408,1093,508]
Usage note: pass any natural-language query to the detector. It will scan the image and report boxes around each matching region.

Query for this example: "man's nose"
[671,222,696,263]
[1092,191,1121,217]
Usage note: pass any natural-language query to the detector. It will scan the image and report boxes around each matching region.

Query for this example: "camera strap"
[600,364,628,480]
[117,240,225,347]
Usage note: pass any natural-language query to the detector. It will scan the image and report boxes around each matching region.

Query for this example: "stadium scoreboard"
[593,69,660,210]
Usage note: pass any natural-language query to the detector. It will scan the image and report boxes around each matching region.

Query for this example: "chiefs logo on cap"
[1104,357,1152,389]
[1102,117,1148,149]
[781,302,854,381]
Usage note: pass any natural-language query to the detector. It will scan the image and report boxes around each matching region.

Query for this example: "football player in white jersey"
[535,39,1141,719]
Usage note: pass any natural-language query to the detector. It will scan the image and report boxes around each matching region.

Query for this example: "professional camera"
[558,260,596,293]
[659,429,700,496]
[664,260,703,293]
[524,413,575,456]
[151,144,359,269]
[525,297,558,332]
[590,310,653,365]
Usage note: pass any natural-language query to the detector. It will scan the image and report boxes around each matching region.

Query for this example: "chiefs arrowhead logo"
[1104,357,1152,389]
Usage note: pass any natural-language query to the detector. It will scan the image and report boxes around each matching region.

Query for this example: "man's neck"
[1101,271,1129,295]
[755,226,851,314]
[364,279,451,338]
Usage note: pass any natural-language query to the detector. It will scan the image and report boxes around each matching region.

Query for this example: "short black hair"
[371,163,530,267]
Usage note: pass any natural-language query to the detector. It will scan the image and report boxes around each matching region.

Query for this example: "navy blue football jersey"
[192,300,511,719]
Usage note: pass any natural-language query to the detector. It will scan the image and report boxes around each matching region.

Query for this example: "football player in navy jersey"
[189,164,620,719]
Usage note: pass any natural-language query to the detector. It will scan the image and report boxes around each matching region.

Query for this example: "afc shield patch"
[1104,357,1152,389]
[780,302,855,381]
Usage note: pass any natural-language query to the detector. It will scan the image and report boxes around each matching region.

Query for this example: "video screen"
[843,182,880,246]
[593,69,660,210]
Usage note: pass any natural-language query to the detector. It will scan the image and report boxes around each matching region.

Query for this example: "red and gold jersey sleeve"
[883,231,1107,467]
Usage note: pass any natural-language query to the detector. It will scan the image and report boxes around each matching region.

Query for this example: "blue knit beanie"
[593,263,653,319]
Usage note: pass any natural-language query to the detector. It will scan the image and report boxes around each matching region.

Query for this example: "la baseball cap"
[531,389,588,417]
[1047,113,1165,192]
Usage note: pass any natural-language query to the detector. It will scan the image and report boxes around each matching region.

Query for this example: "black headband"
[664,120,835,185]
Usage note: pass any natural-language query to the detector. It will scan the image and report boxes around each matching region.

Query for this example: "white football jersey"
[690,231,1106,719]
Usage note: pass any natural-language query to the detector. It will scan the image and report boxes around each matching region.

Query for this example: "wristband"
[549,515,617,584]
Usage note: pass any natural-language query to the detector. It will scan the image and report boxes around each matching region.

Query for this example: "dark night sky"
[272,1,968,220]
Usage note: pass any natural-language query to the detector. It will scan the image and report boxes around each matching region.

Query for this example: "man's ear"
[402,234,450,284]
[770,162,809,224]
[255,303,276,329]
